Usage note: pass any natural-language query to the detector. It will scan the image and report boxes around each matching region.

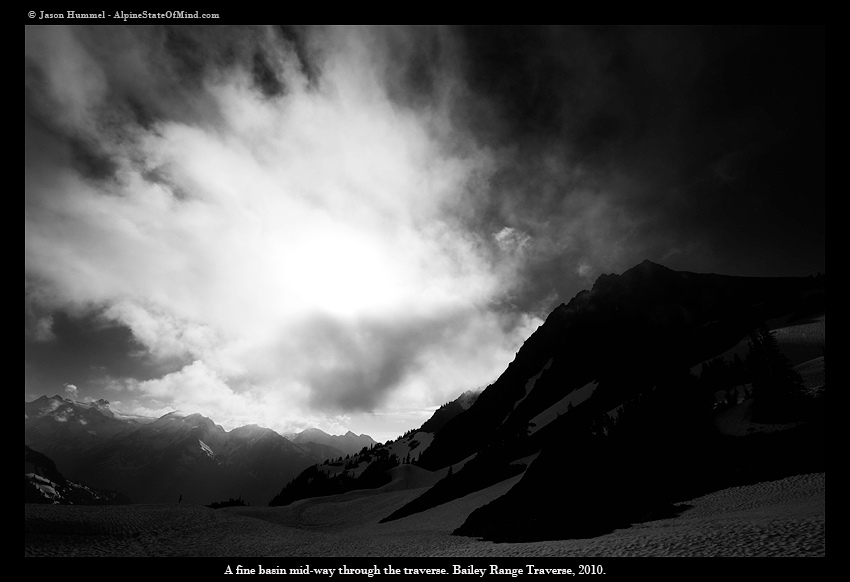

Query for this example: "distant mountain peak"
[290,427,377,456]
[301,427,329,436]
[638,258,664,268]
[591,259,674,291]
[624,258,675,276]
[183,412,207,420]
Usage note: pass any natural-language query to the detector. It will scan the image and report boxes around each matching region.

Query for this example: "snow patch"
[513,358,554,410]
[27,473,60,502]
[528,381,598,435]
[385,431,434,463]
[198,439,215,458]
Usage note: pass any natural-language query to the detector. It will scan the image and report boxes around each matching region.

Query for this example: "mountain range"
[24,396,376,505]
[290,428,378,458]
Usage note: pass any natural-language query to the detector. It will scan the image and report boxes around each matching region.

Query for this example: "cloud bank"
[25,26,824,439]
[25,26,544,436]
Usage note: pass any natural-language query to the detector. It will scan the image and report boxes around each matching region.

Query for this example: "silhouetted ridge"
[390,260,824,531]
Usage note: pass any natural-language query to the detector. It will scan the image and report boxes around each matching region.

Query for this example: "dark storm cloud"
[276,25,322,88]
[67,135,121,181]
[296,307,534,413]
[25,26,297,155]
[251,50,285,97]
[433,25,824,309]
[24,310,160,396]
[377,26,448,110]
[297,316,428,412]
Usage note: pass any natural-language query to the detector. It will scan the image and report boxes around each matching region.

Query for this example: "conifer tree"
[746,324,805,422]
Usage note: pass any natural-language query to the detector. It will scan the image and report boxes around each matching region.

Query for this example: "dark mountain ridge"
[379,261,824,537]
[418,260,823,472]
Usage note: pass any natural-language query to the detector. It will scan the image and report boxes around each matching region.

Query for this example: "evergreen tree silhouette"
[747,324,805,422]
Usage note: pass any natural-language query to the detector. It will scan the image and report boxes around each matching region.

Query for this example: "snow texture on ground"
[25,470,824,557]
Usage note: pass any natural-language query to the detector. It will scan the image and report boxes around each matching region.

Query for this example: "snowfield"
[25,469,823,557]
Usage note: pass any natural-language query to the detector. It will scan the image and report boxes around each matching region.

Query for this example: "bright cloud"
[63,384,78,399]
[25,26,543,439]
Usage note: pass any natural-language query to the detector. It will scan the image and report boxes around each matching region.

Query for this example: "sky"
[25,25,825,442]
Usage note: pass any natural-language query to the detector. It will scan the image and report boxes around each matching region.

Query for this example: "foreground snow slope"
[26,471,823,557]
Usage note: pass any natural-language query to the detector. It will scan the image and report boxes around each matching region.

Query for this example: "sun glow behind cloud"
[27,26,825,441]
[25,26,542,439]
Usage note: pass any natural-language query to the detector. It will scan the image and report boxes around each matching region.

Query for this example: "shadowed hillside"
[25,445,131,505]
[380,261,825,540]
